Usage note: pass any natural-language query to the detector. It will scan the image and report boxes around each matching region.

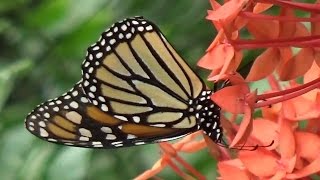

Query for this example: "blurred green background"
[0,0,219,179]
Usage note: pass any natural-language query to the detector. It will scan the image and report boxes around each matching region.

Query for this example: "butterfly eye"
[25,16,222,148]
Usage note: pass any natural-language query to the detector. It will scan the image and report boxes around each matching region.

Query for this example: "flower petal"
[198,44,234,70]
[261,103,281,121]
[278,9,296,38]
[211,84,249,114]
[246,48,280,81]
[218,160,251,180]
[286,155,320,179]
[314,52,320,71]
[206,0,246,25]
[239,150,278,177]
[253,3,274,13]
[295,131,320,162]
[294,22,310,37]
[282,94,320,120]
[269,170,286,180]
[251,119,279,149]
[304,61,320,84]
[278,48,314,80]
[225,50,243,73]
[230,106,253,147]
[247,19,279,39]
[278,117,295,158]
[180,139,206,153]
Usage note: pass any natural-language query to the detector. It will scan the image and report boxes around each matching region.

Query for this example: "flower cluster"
[136,0,320,179]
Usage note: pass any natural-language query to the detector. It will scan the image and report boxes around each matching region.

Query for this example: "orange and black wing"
[25,16,223,148]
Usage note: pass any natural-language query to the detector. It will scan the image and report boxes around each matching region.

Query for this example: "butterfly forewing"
[25,83,196,148]
[81,17,205,128]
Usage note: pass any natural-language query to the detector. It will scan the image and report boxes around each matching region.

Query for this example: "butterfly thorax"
[191,90,222,143]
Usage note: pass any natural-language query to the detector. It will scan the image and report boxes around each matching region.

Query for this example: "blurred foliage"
[0,0,222,179]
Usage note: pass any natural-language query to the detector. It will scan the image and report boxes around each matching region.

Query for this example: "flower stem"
[165,156,188,178]
[240,12,320,22]
[174,155,206,180]
[232,35,320,49]
[259,77,320,100]
[255,78,320,108]
[256,0,320,13]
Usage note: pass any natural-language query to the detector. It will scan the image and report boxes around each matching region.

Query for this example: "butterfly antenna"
[216,138,274,151]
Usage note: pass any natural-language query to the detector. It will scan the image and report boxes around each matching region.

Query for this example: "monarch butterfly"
[25,16,222,148]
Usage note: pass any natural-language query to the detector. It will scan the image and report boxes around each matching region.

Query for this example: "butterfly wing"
[25,83,193,148]
[81,16,205,129]
[25,16,221,149]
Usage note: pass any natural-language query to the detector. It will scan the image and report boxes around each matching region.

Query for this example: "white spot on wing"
[64,95,71,99]
[111,141,122,145]
[96,52,103,59]
[79,128,92,137]
[126,33,132,39]
[121,24,127,31]
[132,116,140,123]
[213,122,217,129]
[44,113,50,118]
[114,115,127,121]
[70,101,79,109]
[106,32,113,37]
[92,46,99,51]
[90,86,96,92]
[138,26,144,31]
[118,33,124,39]
[80,136,89,141]
[65,111,82,124]
[110,39,116,45]
[101,104,108,111]
[39,121,46,127]
[101,127,112,133]
[127,134,136,139]
[40,128,49,137]
[146,25,153,31]
[106,134,116,140]
[135,142,145,145]
[80,97,88,103]
[92,141,103,147]
[150,124,166,127]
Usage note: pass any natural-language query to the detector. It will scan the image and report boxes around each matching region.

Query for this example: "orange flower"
[135,1,320,179]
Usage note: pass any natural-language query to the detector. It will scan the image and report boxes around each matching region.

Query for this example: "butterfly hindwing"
[81,16,205,129]
[25,83,195,148]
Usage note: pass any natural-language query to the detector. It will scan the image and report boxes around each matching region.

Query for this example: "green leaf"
[0,59,33,111]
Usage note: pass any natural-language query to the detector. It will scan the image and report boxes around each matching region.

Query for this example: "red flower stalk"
[136,0,320,179]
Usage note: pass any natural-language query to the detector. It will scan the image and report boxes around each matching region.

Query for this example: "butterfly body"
[25,16,222,148]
